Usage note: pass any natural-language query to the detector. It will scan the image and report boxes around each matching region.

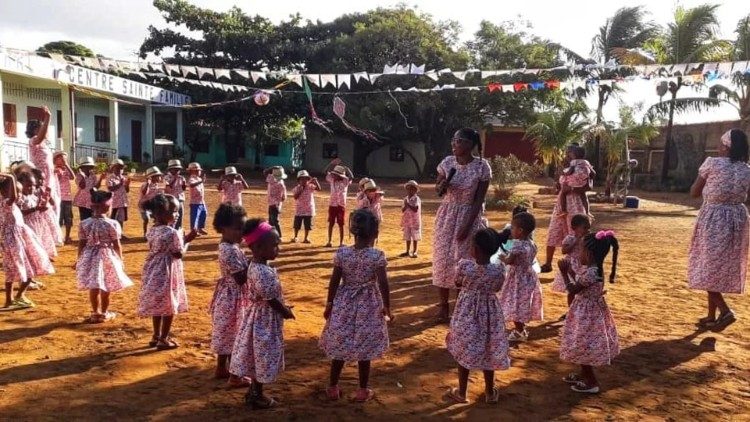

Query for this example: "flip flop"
[707,312,736,331]
[148,336,159,347]
[0,302,28,312]
[571,381,600,394]
[486,387,500,404]
[13,297,35,308]
[562,373,582,384]
[326,385,342,401]
[156,337,179,350]
[446,387,468,404]
[353,388,375,403]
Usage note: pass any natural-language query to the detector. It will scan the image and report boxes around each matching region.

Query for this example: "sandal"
[156,337,179,350]
[84,313,104,324]
[486,387,500,404]
[562,373,582,384]
[0,302,29,312]
[354,388,375,403]
[13,297,36,308]
[101,311,117,322]
[571,381,600,394]
[326,385,342,401]
[706,311,736,331]
[148,336,159,347]
[446,387,468,404]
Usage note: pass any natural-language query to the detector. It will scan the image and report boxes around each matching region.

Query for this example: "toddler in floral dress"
[54,152,76,244]
[446,228,509,404]
[320,209,393,402]
[400,180,421,258]
[218,166,249,206]
[231,218,294,410]
[76,189,133,323]
[210,204,250,388]
[323,159,354,248]
[264,167,287,238]
[137,194,198,350]
[552,214,591,316]
[164,160,187,230]
[499,212,543,342]
[139,166,164,237]
[72,156,100,222]
[0,173,54,310]
[31,168,63,247]
[360,179,384,222]
[17,171,57,259]
[291,170,321,243]
[559,146,594,217]
[355,178,371,210]
[559,231,619,394]
[107,159,130,232]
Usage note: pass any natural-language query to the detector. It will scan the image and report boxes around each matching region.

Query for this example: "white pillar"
[61,86,76,160]
[175,109,184,149]
[0,72,5,170]
[144,104,153,163]
[108,99,119,158]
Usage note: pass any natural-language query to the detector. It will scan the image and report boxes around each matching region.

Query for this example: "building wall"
[117,105,146,160]
[365,141,425,178]
[303,132,355,174]
[483,127,538,164]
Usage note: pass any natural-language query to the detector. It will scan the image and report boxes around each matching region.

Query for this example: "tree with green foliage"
[37,41,95,57]
[524,100,590,174]
[709,15,750,132]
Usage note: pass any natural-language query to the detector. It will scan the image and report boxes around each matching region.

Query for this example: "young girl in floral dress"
[319,209,393,402]
[76,189,132,323]
[164,160,186,230]
[54,152,75,244]
[32,168,62,247]
[218,167,249,206]
[499,212,543,342]
[360,179,384,222]
[559,231,620,394]
[17,171,57,259]
[446,228,509,404]
[210,204,250,388]
[355,178,371,210]
[73,157,100,222]
[0,173,54,310]
[400,180,421,258]
[551,214,591,317]
[137,194,198,350]
[139,167,164,237]
[107,159,130,233]
[231,218,294,410]
[291,170,320,243]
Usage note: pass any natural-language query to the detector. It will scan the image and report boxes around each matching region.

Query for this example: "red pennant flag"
[546,80,561,90]
[487,83,502,93]
[513,82,527,92]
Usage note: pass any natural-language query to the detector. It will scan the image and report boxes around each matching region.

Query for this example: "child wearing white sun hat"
[263,166,288,238]
[217,166,249,206]
[164,159,187,230]
[187,162,208,235]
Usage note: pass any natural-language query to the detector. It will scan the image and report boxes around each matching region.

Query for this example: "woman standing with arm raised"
[432,128,492,323]
[27,106,61,228]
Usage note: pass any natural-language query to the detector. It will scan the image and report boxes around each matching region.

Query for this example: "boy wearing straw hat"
[139,166,164,237]
[217,166,249,206]
[291,169,321,243]
[164,160,187,230]
[107,159,131,235]
[53,152,76,244]
[263,166,288,238]
[72,156,100,222]
[400,180,422,258]
[323,158,354,248]
[187,162,208,235]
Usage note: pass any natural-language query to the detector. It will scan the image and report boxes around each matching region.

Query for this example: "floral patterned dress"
[0,200,54,284]
[560,266,619,366]
[499,239,543,323]
[72,173,99,210]
[319,247,389,361]
[230,262,286,383]
[551,235,582,293]
[688,157,750,294]
[36,187,63,245]
[432,156,491,289]
[137,225,188,316]
[210,243,249,355]
[292,183,316,217]
[76,217,132,292]
[18,193,57,257]
[266,175,287,211]
[446,259,510,370]
[326,174,352,208]
[220,180,244,206]
[401,195,422,241]
[107,173,129,210]
[29,139,60,218]
[547,163,590,247]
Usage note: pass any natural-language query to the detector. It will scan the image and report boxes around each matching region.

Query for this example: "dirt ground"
[0,177,748,421]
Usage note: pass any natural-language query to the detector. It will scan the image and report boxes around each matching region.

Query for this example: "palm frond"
[734,15,750,60]
[592,6,659,63]
[645,97,732,120]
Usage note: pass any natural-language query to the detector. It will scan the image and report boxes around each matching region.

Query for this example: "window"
[263,144,280,157]
[94,115,109,142]
[3,103,16,137]
[322,142,338,159]
[389,145,405,162]
[56,110,63,139]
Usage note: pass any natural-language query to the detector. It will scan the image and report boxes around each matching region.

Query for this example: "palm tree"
[643,4,732,183]
[524,100,590,174]
[710,15,750,131]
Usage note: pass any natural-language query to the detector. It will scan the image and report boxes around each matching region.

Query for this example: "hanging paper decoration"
[546,80,561,90]
[529,81,545,90]
[487,83,502,93]
[303,78,332,134]
[513,82,527,92]
[332,96,381,142]
[253,91,270,106]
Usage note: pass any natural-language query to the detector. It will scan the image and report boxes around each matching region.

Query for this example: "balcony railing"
[2,139,31,164]
[74,144,117,163]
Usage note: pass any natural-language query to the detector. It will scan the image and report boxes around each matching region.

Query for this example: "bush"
[489,154,540,189]
[486,193,531,211]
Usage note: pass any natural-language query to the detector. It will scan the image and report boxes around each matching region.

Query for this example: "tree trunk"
[660,90,677,184]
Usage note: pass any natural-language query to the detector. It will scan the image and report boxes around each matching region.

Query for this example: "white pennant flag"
[166,64,181,75]
[717,62,733,76]
[383,64,397,74]
[337,74,351,89]
[410,64,425,75]
[481,70,498,79]
[442,84,456,90]
[369,73,382,84]
[396,64,409,74]
[197,67,214,79]
[502,84,514,92]
[250,71,266,83]
[233,69,249,80]
[437,68,452,75]
[320,74,337,88]
[305,74,321,87]
[215,68,232,80]
[286,74,303,87]
[425,70,439,81]
[180,66,197,77]
[453,71,467,81]
[352,72,369,83]
[732,61,749,73]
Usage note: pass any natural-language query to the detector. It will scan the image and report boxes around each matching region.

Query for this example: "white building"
[0,48,190,169]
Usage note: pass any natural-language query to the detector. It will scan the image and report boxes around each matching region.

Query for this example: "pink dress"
[164,174,186,202]
[499,239,543,323]
[56,167,74,202]
[29,139,60,217]
[551,235,581,293]
[401,195,422,241]
[266,175,287,211]
[18,193,57,257]
[547,163,590,247]
[230,262,286,383]
[688,157,750,294]
[107,173,129,210]
[36,188,63,245]
[319,247,389,361]
[292,184,316,217]
[72,173,99,209]
[432,156,491,289]
[326,174,351,208]
[220,180,244,206]
[355,192,368,210]
[137,225,188,316]
[76,217,132,292]
[0,200,54,284]
[560,266,619,366]
[209,243,249,355]
[446,259,510,370]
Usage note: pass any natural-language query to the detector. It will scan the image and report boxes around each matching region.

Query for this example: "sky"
[0,0,748,61]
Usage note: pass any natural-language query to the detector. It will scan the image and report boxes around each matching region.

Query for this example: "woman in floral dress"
[432,128,492,322]
[27,106,61,221]
[688,129,750,330]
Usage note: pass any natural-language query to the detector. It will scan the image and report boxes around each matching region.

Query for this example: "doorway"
[131,120,142,162]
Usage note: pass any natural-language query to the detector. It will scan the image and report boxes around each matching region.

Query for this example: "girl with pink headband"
[75,189,132,323]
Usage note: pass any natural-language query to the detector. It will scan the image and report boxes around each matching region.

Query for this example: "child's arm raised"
[239,174,250,189]
[324,266,343,320]
[311,177,322,191]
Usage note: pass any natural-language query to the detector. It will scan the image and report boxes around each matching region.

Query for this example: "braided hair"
[583,232,619,283]
[454,128,482,156]
[473,227,501,258]
[349,208,379,241]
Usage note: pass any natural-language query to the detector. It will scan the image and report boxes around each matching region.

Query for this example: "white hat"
[358,177,371,189]
[168,159,183,169]
[329,165,348,177]
[272,167,288,181]
[404,180,419,190]
[363,179,383,193]
[296,170,311,179]
[110,158,125,168]
[145,166,162,178]
[187,162,202,171]
[224,166,238,176]
[78,156,95,167]
[53,151,67,158]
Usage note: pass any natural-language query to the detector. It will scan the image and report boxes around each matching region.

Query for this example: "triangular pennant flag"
[352,72,369,83]
[180,66,197,77]
[513,82,528,92]
[48,53,68,64]
[438,68,452,75]
[702,62,718,73]
[165,64,180,76]
[481,70,498,79]
[383,64,397,75]
[487,83,502,93]
[670,63,688,75]
[250,71,266,83]
[337,74,351,89]
[425,70,439,81]
[215,68,232,80]
[82,57,102,70]
[197,67,214,79]
[320,74,337,88]
[233,69,249,80]
[396,64,409,74]
[286,74,303,87]
[148,63,163,72]
[529,81,546,90]
[453,71,467,81]
[546,80,561,90]
[305,74,321,87]
[369,73,382,84]
[502,84,514,92]
[410,64,425,75]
